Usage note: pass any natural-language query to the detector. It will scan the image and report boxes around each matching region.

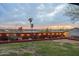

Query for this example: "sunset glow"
[48,25,74,29]
[0,3,78,29]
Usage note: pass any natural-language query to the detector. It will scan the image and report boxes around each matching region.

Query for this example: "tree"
[18,26,23,31]
[70,3,79,6]
[63,4,79,24]
[28,18,34,39]
[28,18,34,29]
[28,18,32,24]
[31,23,34,29]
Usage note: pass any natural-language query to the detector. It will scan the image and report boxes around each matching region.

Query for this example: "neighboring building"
[69,28,79,40]
[69,28,79,37]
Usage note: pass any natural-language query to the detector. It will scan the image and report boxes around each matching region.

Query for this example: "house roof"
[0,29,66,33]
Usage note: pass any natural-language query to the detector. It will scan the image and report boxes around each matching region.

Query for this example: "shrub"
[8,35,18,41]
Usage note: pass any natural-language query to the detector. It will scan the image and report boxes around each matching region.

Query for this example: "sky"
[0,3,78,29]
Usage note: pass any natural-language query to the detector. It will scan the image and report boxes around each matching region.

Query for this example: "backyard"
[0,39,79,56]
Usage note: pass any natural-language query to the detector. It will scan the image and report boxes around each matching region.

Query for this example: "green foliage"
[8,35,18,41]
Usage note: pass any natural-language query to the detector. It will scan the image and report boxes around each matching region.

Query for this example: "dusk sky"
[0,3,78,29]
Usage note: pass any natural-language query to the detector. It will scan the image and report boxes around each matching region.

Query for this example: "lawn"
[0,40,79,56]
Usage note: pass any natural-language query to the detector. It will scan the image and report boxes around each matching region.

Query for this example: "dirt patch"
[52,39,79,44]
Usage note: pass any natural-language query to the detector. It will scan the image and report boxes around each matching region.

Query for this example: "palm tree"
[31,23,34,29]
[28,18,32,24]
[28,18,34,39]
[28,18,33,29]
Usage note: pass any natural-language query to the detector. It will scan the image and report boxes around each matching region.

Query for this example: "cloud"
[36,4,67,22]
[47,4,67,17]
[37,4,45,10]
[0,3,71,29]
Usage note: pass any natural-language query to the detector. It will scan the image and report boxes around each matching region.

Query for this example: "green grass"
[0,40,79,56]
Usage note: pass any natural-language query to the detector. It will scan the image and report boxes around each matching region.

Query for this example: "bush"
[8,35,18,41]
